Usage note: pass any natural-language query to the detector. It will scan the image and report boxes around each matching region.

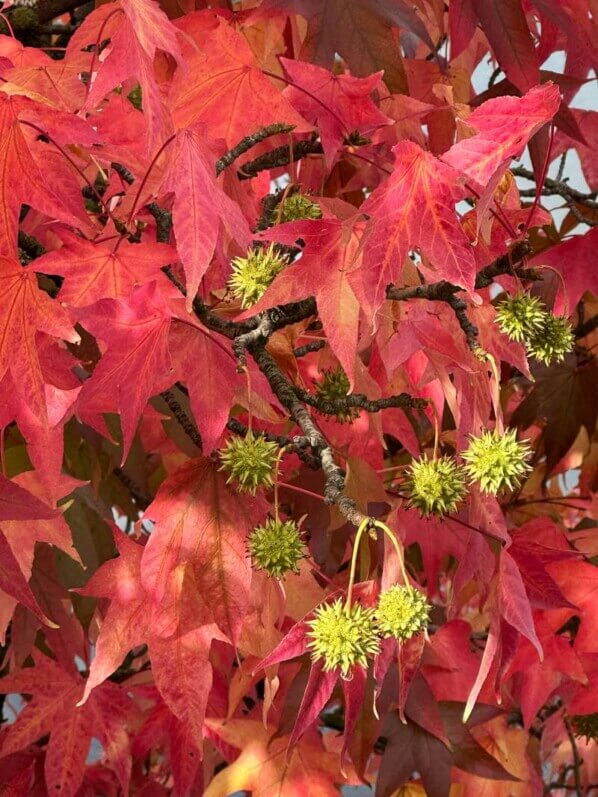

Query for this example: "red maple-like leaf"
[140,457,267,642]
[249,218,361,386]
[77,528,148,703]
[251,0,434,93]
[255,583,388,750]
[160,127,252,311]
[133,689,203,795]
[167,313,240,453]
[204,719,347,797]
[377,702,517,797]
[34,230,177,307]
[506,615,587,727]
[79,524,229,750]
[442,83,561,190]
[531,227,598,315]
[280,58,391,166]
[76,282,173,460]
[169,10,309,144]
[0,95,87,256]
[71,0,184,149]
[0,472,78,582]
[0,340,81,501]
[471,0,540,92]
[2,55,86,112]
[552,108,598,190]
[358,141,476,315]
[0,654,132,796]
[148,562,229,749]
[0,255,80,426]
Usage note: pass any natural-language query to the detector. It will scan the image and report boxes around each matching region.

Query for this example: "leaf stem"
[273,446,286,524]
[0,11,15,38]
[524,123,555,233]
[85,8,123,102]
[430,403,440,460]
[372,520,410,588]
[126,133,176,225]
[261,69,348,135]
[344,517,371,612]
[277,481,326,502]
[563,715,584,797]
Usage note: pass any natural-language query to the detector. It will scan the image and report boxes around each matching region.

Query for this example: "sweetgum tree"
[0,0,596,794]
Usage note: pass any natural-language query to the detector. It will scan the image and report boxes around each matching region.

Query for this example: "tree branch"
[160,385,320,467]
[575,314,598,339]
[295,387,427,415]
[112,467,151,510]
[225,418,319,469]
[512,166,597,206]
[160,390,202,450]
[237,136,324,180]
[294,340,327,358]
[563,716,584,797]
[216,123,296,175]
[386,241,533,349]
[248,344,367,527]
[232,301,317,364]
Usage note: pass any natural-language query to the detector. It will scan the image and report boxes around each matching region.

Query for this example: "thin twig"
[216,123,296,175]
[238,136,324,180]
[294,387,427,415]
[512,166,598,205]
[294,340,327,358]
[563,715,584,797]
[249,345,367,527]
[160,390,202,449]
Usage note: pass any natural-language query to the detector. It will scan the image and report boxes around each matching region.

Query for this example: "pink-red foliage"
[0,1,596,795]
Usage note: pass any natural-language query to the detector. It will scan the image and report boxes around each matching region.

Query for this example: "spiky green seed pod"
[278,193,322,223]
[526,314,574,365]
[306,599,380,676]
[495,293,547,342]
[228,244,287,309]
[314,368,359,423]
[218,431,279,494]
[375,585,431,640]
[405,455,468,516]
[462,428,532,494]
[8,6,38,29]
[248,517,305,578]
[571,713,598,743]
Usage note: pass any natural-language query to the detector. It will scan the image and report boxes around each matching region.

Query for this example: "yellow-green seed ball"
[218,431,279,495]
[495,293,547,342]
[248,517,305,578]
[525,314,574,365]
[375,585,431,640]
[405,455,468,516]
[228,244,287,309]
[278,193,322,223]
[462,428,532,494]
[306,599,380,676]
[313,368,359,424]
[571,713,598,743]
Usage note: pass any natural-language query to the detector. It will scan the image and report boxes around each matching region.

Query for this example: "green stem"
[373,520,411,588]
[430,403,440,460]
[477,349,503,434]
[273,446,286,524]
[344,518,371,613]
